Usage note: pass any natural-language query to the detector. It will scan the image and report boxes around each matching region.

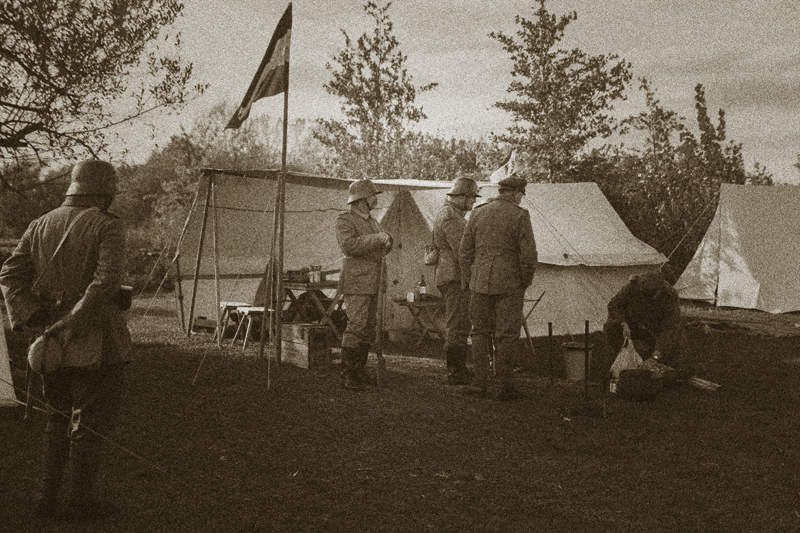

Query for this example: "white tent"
[175,170,666,339]
[675,183,800,313]
[1,321,18,407]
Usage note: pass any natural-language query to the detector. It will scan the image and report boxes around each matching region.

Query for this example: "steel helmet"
[66,160,118,197]
[347,179,382,204]
[447,177,481,197]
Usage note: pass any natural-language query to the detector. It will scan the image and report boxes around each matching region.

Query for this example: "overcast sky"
[123,0,799,184]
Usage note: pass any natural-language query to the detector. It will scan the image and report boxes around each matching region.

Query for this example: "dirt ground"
[1,294,800,532]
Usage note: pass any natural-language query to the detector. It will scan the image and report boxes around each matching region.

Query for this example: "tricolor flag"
[226,3,292,129]
[489,148,517,183]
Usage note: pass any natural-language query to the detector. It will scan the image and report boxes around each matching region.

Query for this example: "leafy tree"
[0,0,204,166]
[581,81,774,276]
[316,1,437,180]
[490,0,632,181]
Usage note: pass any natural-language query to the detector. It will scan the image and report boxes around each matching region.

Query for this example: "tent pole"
[171,178,202,334]
[258,60,290,372]
[187,173,212,337]
[274,60,290,366]
[211,179,223,347]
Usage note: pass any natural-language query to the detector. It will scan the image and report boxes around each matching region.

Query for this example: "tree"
[490,0,632,181]
[316,1,437,180]
[0,0,204,165]
[581,80,774,276]
[619,78,685,177]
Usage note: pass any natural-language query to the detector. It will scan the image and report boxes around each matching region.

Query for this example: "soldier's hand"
[379,232,393,249]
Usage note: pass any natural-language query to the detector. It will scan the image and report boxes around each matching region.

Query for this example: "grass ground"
[1,293,800,532]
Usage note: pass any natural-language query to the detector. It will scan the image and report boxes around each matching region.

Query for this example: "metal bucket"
[561,342,592,381]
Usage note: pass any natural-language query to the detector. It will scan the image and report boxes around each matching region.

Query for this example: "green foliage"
[490,0,632,181]
[316,1,438,180]
[0,0,205,165]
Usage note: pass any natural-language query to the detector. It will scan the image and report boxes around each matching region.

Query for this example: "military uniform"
[335,180,392,389]
[459,177,537,399]
[433,180,479,385]
[0,160,131,520]
[603,271,685,368]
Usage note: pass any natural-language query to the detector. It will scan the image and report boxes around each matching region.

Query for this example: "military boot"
[355,343,375,386]
[35,425,70,518]
[447,345,472,386]
[340,347,364,391]
[465,336,491,397]
[493,340,519,401]
[64,437,117,522]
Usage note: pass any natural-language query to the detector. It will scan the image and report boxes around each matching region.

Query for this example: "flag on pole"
[490,148,517,183]
[226,3,292,129]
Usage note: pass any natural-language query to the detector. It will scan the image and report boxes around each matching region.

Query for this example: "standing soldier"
[432,177,480,385]
[0,160,132,521]
[459,176,537,400]
[336,180,392,390]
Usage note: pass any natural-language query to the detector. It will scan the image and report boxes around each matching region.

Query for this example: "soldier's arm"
[607,282,635,324]
[336,214,385,257]
[458,218,476,289]
[518,213,538,287]
[0,228,41,330]
[441,213,465,254]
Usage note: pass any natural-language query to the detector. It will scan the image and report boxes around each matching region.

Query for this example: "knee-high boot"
[340,347,363,390]
[36,425,70,517]
[65,436,102,520]
[467,336,491,396]
[355,343,373,386]
[446,345,472,385]
[494,340,519,400]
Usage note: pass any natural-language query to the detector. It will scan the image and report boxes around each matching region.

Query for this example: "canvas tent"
[675,183,800,313]
[175,170,666,340]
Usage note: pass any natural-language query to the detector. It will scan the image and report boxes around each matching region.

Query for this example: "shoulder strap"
[32,208,97,290]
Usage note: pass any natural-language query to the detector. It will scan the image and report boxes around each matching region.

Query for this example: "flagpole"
[229,2,291,379]
[274,59,289,366]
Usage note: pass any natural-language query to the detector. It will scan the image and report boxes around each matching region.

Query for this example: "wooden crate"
[281,323,331,370]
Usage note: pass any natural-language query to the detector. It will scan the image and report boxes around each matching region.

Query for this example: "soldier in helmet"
[335,179,393,390]
[0,160,132,520]
[432,177,481,385]
[459,176,537,400]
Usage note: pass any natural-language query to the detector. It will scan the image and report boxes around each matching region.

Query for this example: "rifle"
[24,362,34,421]
[374,253,387,388]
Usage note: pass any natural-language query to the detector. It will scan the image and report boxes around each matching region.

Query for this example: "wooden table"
[393,297,445,344]
[223,280,344,351]
[229,306,266,350]
[283,280,344,340]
